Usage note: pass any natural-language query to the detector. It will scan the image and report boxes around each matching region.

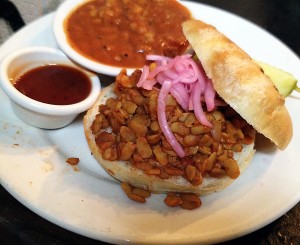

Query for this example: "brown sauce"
[64,0,192,68]
[14,64,92,105]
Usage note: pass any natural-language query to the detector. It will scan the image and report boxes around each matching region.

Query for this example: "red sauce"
[64,0,191,68]
[14,64,92,105]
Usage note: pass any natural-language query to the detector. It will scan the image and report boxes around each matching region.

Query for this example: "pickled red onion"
[157,81,186,158]
[204,79,216,111]
[137,54,216,158]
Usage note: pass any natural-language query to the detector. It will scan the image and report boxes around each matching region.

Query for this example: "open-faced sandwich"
[83,19,293,209]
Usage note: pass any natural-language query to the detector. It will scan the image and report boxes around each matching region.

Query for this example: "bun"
[182,19,293,149]
[83,84,255,195]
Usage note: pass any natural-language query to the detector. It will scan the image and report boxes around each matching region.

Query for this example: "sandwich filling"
[90,55,255,186]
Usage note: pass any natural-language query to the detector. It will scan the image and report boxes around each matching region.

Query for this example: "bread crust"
[83,84,255,195]
[182,19,293,150]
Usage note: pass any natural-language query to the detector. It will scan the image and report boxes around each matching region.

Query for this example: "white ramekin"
[0,46,101,129]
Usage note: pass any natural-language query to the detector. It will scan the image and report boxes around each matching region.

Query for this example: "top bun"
[182,19,293,149]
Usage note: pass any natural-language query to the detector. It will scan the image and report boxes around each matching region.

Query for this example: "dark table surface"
[0,0,299,244]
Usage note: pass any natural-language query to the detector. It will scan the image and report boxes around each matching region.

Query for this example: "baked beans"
[64,0,191,68]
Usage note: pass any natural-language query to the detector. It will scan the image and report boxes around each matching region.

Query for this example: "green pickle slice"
[255,61,300,97]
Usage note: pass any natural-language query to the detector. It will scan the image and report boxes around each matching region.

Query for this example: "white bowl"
[0,46,101,129]
[53,0,135,76]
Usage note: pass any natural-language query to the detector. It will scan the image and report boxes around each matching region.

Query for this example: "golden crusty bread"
[182,19,293,150]
[83,84,255,195]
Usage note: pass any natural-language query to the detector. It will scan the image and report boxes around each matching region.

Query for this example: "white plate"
[1,2,300,244]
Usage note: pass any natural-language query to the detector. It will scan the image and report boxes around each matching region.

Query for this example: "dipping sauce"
[14,64,92,105]
[64,0,192,68]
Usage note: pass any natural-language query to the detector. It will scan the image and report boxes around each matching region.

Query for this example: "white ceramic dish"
[0,2,300,244]
[53,0,136,76]
[0,47,101,129]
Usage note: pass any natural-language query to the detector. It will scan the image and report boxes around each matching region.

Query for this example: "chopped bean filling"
[91,69,255,209]
[66,157,80,165]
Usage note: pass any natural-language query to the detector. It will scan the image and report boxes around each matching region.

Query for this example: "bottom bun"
[83,84,255,195]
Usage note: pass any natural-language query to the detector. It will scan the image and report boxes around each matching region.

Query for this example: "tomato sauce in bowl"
[63,0,192,68]
[14,64,92,105]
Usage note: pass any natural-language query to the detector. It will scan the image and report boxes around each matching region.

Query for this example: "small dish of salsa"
[53,0,193,76]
